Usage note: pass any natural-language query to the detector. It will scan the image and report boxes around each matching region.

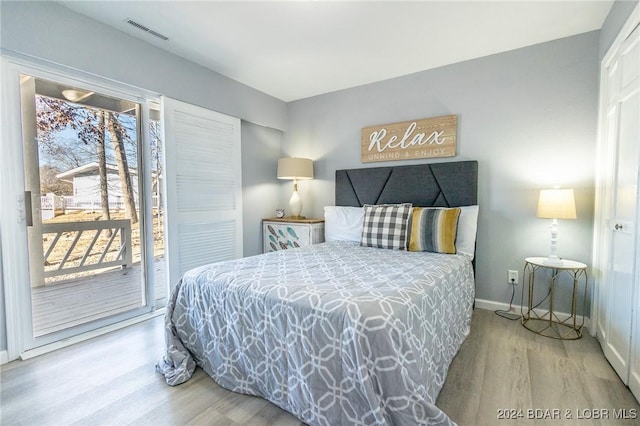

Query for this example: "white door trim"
[0,57,31,361]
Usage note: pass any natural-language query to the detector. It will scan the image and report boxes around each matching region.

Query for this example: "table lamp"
[277,157,313,219]
[536,188,576,266]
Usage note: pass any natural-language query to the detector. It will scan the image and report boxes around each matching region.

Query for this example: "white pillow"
[324,206,364,242]
[456,205,479,259]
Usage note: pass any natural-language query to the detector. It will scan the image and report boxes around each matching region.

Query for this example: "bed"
[157,160,478,425]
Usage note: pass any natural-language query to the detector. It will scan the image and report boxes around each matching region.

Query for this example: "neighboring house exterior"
[55,162,140,211]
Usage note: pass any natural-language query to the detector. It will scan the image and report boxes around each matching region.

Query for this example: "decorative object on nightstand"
[262,217,324,253]
[275,208,285,218]
[277,157,313,219]
[520,257,587,339]
[536,188,576,266]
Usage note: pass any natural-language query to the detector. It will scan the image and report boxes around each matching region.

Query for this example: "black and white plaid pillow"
[360,203,412,250]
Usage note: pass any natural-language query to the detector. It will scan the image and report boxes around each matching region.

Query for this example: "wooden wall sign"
[361,115,457,163]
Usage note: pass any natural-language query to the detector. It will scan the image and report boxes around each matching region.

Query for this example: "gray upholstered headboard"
[335,160,478,208]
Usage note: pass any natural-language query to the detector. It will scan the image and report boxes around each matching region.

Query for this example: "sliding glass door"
[15,71,166,349]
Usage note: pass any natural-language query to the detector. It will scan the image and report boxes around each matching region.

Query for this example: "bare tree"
[39,165,73,195]
[106,112,138,224]
[39,137,90,170]
[36,96,139,224]
[96,111,111,222]
[150,119,163,213]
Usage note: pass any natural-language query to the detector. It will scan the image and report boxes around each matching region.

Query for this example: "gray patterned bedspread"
[157,241,474,425]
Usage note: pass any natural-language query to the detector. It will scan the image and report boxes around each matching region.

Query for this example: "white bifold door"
[593,6,640,403]
[161,97,243,289]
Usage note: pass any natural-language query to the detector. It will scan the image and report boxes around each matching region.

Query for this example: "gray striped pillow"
[408,207,461,253]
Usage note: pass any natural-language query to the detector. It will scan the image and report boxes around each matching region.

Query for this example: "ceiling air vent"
[125,18,169,41]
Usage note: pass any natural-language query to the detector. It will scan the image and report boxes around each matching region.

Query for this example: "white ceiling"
[58,1,613,102]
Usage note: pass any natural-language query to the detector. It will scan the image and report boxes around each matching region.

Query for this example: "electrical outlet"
[508,270,518,284]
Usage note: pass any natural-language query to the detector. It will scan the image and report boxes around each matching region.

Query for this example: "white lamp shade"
[536,189,577,219]
[277,158,313,180]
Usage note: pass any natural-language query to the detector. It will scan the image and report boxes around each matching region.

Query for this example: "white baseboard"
[475,298,515,312]
[475,298,591,332]
[0,350,8,365]
[20,309,165,361]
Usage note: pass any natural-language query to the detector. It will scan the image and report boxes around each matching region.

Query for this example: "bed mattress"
[157,241,474,425]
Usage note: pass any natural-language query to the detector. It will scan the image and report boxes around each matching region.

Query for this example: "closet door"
[161,98,243,289]
[604,22,639,382]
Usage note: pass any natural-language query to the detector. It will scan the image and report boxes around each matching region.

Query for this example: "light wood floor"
[1,308,638,425]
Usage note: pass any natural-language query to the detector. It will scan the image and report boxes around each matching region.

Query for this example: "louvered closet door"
[162,98,243,289]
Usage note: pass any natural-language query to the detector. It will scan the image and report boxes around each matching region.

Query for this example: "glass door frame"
[1,55,163,359]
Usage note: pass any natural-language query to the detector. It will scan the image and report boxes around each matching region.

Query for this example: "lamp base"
[286,215,307,220]
[542,256,564,267]
[545,219,563,267]
[289,180,304,218]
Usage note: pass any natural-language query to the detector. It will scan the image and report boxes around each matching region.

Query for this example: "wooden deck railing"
[42,219,133,279]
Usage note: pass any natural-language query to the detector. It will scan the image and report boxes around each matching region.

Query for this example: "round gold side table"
[520,257,588,340]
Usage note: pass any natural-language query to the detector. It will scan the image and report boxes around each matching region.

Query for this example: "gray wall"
[0,1,287,131]
[241,122,283,257]
[284,32,600,312]
[599,0,639,60]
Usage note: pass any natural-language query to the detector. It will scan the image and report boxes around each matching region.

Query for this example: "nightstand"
[520,257,588,339]
[262,218,325,253]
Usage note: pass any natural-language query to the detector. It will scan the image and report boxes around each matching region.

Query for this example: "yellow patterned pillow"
[408,207,461,253]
